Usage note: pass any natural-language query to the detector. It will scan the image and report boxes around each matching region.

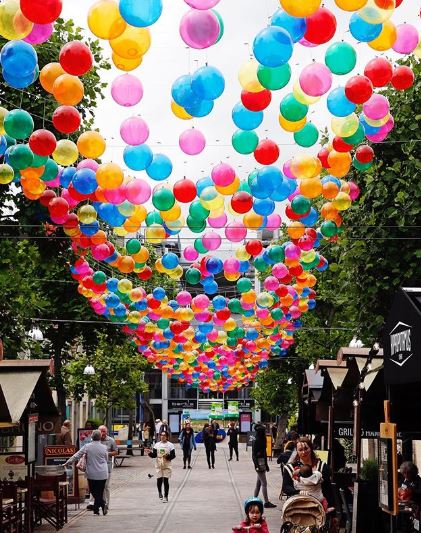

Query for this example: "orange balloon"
[287,221,305,239]
[112,52,142,71]
[299,178,322,199]
[117,255,135,273]
[77,131,106,159]
[322,181,339,200]
[52,74,84,106]
[320,202,339,221]
[40,63,65,94]
[91,229,107,245]
[96,162,124,189]
[20,166,45,179]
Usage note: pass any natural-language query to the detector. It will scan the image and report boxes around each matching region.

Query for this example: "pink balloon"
[392,24,419,54]
[104,186,126,204]
[266,213,282,230]
[363,94,389,120]
[184,246,199,261]
[61,189,79,208]
[224,257,240,273]
[176,291,192,306]
[202,230,221,250]
[212,162,235,187]
[24,23,54,44]
[283,160,294,179]
[77,158,99,171]
[50,214,69,224]
[225,221,247,242]
[120,116,149,145]
[264,276,279,291]
[285,243,301,260]
[125,178,151,204]
[179,9,220,49]
[46,175,60,188]
[179,128,206,155]
[111,74,143,107]
[208,213,227,228]
[193,294,210,309]
[348,181,360,201]
[272,263,288,279]
[184,0,220,8]
[299,63,332,97]
[299,37,318,48]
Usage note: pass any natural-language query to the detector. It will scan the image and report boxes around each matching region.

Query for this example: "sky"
[59,0,418,248]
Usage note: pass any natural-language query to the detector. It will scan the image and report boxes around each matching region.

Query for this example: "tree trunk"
[53,327,66,422]
[274,414,289,451]
[127,409,134,456]
[143,394,155,424]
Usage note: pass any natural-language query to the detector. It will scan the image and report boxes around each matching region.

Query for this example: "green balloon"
[4,134,16,148]
[4,109,34,140]
[254,256,269,272]
[342,124,365,145]
[271,308,284,321]
[237,277,252,293]
[238,179,252,194]
[247,169,259,186]
[194,238,208,254]
[93,271,107,284]
[228,298,242,313]
[227,338,237,348]
[236,327,245,339]
[353,158,373,171]
[212,9,224,43]
[291,195,311,215]
[187,215,206,233]
[232,130,259,154]
[146,211,163,226]
[189,200,209,221]
[7,144,33,170]
[294,122,319,147]
[157,318,169,330]
[41,158,58,181]
[301,253,320,270]
[257,63,291,90]
[280,93,308,122]
[185,267,201,285]
[325,42,357,76]
[320,220,338,237]
[126,239,141,254]
[32,154,48,168]
[267,245,284,263]
[152,188,175,211]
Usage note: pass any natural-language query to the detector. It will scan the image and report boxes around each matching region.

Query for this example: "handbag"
[76,452,87,472]
[256,457,266,473]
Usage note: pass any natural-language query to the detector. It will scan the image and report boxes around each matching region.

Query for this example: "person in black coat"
[252,424,276,508]
[227,421,239,461]
[203,423,216,469]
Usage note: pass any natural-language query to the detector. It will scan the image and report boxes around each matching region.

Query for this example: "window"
[145,371,162,399]
[169,379,197,399]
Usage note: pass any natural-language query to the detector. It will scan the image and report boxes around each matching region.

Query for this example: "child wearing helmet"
[232,497,270,532]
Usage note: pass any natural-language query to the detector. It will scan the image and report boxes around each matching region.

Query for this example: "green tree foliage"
[251,368,298,418]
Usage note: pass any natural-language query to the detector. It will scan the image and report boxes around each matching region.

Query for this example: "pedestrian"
[227,421,239,461]
[56,420,72,445]
[64,430,108,516]
[271,423,277,443]
[232,497,270,533]
[252,424,276,508]
[203,423,216,469]
[142,421,153,448]
[160,419,172,440]
[146,430,175,503]
[178,421,196,469]
[98,425,118,511]
[155,419,162,442]
[210,418,220,446]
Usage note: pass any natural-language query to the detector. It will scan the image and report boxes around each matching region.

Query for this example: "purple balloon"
[120,116,149,145]
[111,74,144,107]
[24,23,54,45]
[179,128,206,155]
[363,94,390,121]
[179,9,220,49]
[299,37,318,48]
[392,24,419,54]
[184,0,220,8]
[299,63,332,97]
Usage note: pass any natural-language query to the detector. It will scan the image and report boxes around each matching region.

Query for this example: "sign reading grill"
[389,321,412,367]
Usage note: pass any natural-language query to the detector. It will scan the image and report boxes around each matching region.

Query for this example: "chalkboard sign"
[246,431,256,450]
[378,420,398,515]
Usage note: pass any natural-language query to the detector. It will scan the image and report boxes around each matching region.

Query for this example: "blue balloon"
[114,304,127,318]
[300,207,319,227]
[239,261,250,273]
[184,99,214,118]
[246,329,259,340]
[360,114,381,135]
[79,221,100,236]
[321,175,341,187]
[212,295,226,310]
[285,177,297,195]
[206,257,223,274]
[72,168,97,195]
[327,87,356,117]
[161,252,179,269]
[198,323,213,334]
[153,287,166,300]
[257,166,279,195]
[349,13,382,42]
[163,328,174,340]
[97,203,127,227]
[60,167,76,188]
[2,68,36,89]
[232,102,263,131]
[253,26,293,68]
[253,198,275,216]
[204,280,218,295]
[191,65,225,100]
[162,222,181,236]
[106,278,119,292]
[105,293,120,308]
[194,332,207,344]
[146,153,172,180]
[250,174,272,199]
[196,176,214,197]
[171,74,200,108]
[0,40,37,77]
[271,9,306,42]
[123,144,153,171]
[271,177,291,202]
[168,299,179,310]
[0,136,7,156]
[119,0,162,27]
[135,300,148,311]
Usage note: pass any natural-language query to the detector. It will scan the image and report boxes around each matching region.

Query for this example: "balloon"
[52,106,81,134]
[171,101,192,120]
[257,64,291,91]
[334,0,367,10]
[20,0,62,24]
[327,87,356,117]
[120,116,149,145]
[279,114,307,132]
[364,57,393,87]
[185,0,220,8]
[77,131,106,159]
[4,109,34,140]
[368,20,397,51]
[73,169,97,195]
[109,26,151,59]
[355,145,374,164]
[331,114,359,138]
[241,90,271,112]
[0,164,14,185]
[363,94,389,121]
[192,65,225,100]
[172,74,199,108]
[123,144,153,171]
[359,0,395,25]
[29,129,56,156]
[112,52,142,71]
[325,42,356,75]
[0,0,33,40]
[111,74,143,106]
[232,130,259,154]
[299,63,332,97]
[24,23,53,45]
[238,59,264,93]
[232,103,263,130]
[294,123,319,147]
[59,41,93,76]
[179,128,206,155]
[184,99,214,118]
[392,24,419,54]
[6,144,33,170]
[391,66,414,91]
[180,9,220,49]
[303,8,337,45]
[271,9,306,42]
[345,75,373,104]
[225,221,247,242]
[40,62,65,93]
[1,40,37,79]
[253,26,293,68]
[119,0,163,27]
[52,74,84,106]
[152,188,175,211]
[202,231,221,251]
[212,163,235,187]
[146,154,173,180]
[174,178,197,203]
[349,13,382,42]
[280,94,308,121]
[254,140,279,165]
[125,178,151,204]
[280,0,321,18]
[2,68,37,90]
[88,0,127,39]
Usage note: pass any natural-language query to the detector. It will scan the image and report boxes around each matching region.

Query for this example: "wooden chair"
[339,487,353,533]
[0,486,20,533]
[32,474,68,531]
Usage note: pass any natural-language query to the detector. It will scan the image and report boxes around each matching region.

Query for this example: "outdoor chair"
[339,487,353,533]
[0,486,20,533]
[32,474,67,531]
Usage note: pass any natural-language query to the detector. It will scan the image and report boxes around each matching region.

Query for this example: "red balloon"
[254,139,279,165]
[40,189,56,207]
[60,41,93,77]
[137,266,152,280]
[63,213,79,229]
[285,204,306,220]
[245,239,263,256]
[241,89,272,111]
[345,75,373,104]
[391,66,414,91]
[29,129,57,156]
[332,136,353,152]
[395,0,404,5]
[364,57,393,88]
[231,191,253,214]
[48,197,69,218]
[52,106,81,134]
[216,308,231,321]
[21,0,62,23]
[317,147,330,168]
[173,178,197,203]
[303,8,337,45]
[355,145,374,164]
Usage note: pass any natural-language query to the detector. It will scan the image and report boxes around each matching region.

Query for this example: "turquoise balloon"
[119,0,163,27]
[294,122,319,147]
[232,130,259,154]
[325,42,356,76]
[327,87,356,117]
[342,123,365,145]
[4,109,34,140]
[280,93,308,121]
[146,153,172,181]
[349,13,382,43]
[257,63,291,90]
[253,26,293,68]
[5,144,33,170]
[123,144,153,171]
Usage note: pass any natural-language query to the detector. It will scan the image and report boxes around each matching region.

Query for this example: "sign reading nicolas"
[384,288,421,385]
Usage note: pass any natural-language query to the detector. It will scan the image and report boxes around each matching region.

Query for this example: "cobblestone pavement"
[39,443,284,532]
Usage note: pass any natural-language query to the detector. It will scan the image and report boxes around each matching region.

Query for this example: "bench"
[114,454,131,468]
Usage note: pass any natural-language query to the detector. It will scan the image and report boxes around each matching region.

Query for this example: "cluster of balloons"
[180,0,224,50]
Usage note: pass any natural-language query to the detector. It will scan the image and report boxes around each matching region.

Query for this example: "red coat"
[232,519,270,533]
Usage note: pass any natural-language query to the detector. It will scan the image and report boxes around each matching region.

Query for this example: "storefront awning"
[0,371,41,424]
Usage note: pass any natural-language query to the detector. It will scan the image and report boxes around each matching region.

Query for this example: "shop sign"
[168,400,197,409]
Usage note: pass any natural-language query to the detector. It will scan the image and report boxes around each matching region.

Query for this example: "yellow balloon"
[78,205,97,224]
[110,25,151,59]
[414,32,421,60]
[359,0,395,25]
[291,154,322,179]
[160,202,181,222]
[331,113,359,138]
[113,226,128,237]
[0,0,33,41]
[293,80,321,105]
[368,20,397,51]
[236,245,251,261]
[112,52,142,71]
[280,0,321,17]
[171,101,192,120]
[77,131,106,159]
[334,0,368,10]
[53,140,79,166]
[87,0,127,40]
[0,164,14,185]
[209,204,225,217]
[96,162,124,189]
[0,107,9,135]
[332,192,352,211]
[287,221,305,239]
[243,211,264,230]
[238,59,264,93]
[130,205,148,223]
[279,114,307,133]
[146,224,166,244]
[364,113,390,127]
[200,187,224,211]
[215,176,240,195]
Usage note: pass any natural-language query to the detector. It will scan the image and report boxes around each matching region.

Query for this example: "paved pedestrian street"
[55,443,282,532]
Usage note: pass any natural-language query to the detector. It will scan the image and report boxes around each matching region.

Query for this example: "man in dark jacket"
[227,421,239,461]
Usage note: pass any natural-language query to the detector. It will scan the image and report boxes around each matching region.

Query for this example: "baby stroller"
[280,494,327,533]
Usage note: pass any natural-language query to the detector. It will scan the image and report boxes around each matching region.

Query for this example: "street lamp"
[28,327,44,341]
[83,364,95,376]
[349,336,364,348]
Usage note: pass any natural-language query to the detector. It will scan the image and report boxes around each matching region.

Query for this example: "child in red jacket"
[232,497,270,533]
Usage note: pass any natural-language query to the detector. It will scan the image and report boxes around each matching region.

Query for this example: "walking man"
[227,421,239,461]
[98,425,118,511]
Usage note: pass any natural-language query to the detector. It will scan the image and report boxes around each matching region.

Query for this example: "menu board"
[378,422,398,515]
[44,445,78,502]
